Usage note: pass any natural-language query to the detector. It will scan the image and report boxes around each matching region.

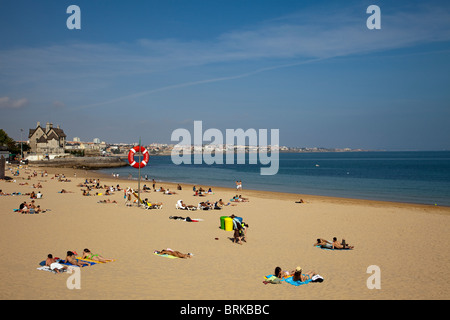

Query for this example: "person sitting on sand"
[332,237,354,249]
[82,248,114,263]
[45,254,69,273]
[263,266,294,284]
[292,266,317,282]
[154,248,193,259]
[65,251,90,267]
[217,199,230,207]
[19,201,29,213]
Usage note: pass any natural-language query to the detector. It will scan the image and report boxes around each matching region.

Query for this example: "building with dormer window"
[28,122,66,155]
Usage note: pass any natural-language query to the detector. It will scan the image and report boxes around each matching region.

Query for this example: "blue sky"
[1,0,449,150]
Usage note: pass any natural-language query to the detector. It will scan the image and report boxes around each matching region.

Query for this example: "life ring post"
[127,141,149,207]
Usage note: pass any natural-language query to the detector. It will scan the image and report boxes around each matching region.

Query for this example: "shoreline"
[23,164,450,213]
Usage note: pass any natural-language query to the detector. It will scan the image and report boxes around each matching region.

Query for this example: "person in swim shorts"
[45,254,69,273]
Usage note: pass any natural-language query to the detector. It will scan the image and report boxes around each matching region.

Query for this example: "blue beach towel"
[264,275,312,286]
[315,245,351,251]
[39,259,96,267]
[283,276,312,286]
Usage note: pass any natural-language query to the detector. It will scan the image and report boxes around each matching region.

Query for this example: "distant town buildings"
[22,121,363,160]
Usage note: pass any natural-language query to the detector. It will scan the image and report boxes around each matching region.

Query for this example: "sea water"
[99,151,450,207]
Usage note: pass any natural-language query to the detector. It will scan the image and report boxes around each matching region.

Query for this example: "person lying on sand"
[65,251,90,267]
[263,266,297,284]
[98,199,117,204]
[82,248,114,262]
[332,237,354,249]
[164,189,176,195]
[314,238,333,249]
[154,249,193,259]
[45,254,69,273]
[143,198,163,208]
[238,195,249,202]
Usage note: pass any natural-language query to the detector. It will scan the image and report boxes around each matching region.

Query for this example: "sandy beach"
[1,163,449,301]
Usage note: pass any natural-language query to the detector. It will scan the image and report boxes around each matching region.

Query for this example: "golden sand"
[1,164,449,300]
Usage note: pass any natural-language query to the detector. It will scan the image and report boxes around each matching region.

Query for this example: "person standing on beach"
[231,214,244,244]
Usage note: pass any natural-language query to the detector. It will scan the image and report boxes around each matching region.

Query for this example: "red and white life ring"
[127,146,149,169]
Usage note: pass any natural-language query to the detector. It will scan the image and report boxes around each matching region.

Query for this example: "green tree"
[0,129,30,154]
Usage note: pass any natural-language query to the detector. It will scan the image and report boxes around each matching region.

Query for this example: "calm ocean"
[99,151,450,207]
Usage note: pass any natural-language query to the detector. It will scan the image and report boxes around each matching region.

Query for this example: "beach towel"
[37,266,66,273]
[264,275,317,286]
[315,245,352,251]
[38,259,97,268]
[153,252,178,259]
[76,257,115,264]
[283,276,312,286]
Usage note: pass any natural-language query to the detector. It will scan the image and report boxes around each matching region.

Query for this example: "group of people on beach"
[9,165,359,289]
[263,239,353,285]
[17,200,46,213]
[314,237,354,250]
[44,249,114,273]
[263,266,324,284]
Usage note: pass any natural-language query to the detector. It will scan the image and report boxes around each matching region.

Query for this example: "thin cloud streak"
[1,3,450,109]
[74,57,327,110]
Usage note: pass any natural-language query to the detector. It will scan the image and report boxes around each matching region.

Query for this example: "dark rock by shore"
[30,156,128,169]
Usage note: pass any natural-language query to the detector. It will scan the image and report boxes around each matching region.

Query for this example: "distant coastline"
[30,156,127,169]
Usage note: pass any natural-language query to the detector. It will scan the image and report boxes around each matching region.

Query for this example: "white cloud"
[0,97,28,109]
